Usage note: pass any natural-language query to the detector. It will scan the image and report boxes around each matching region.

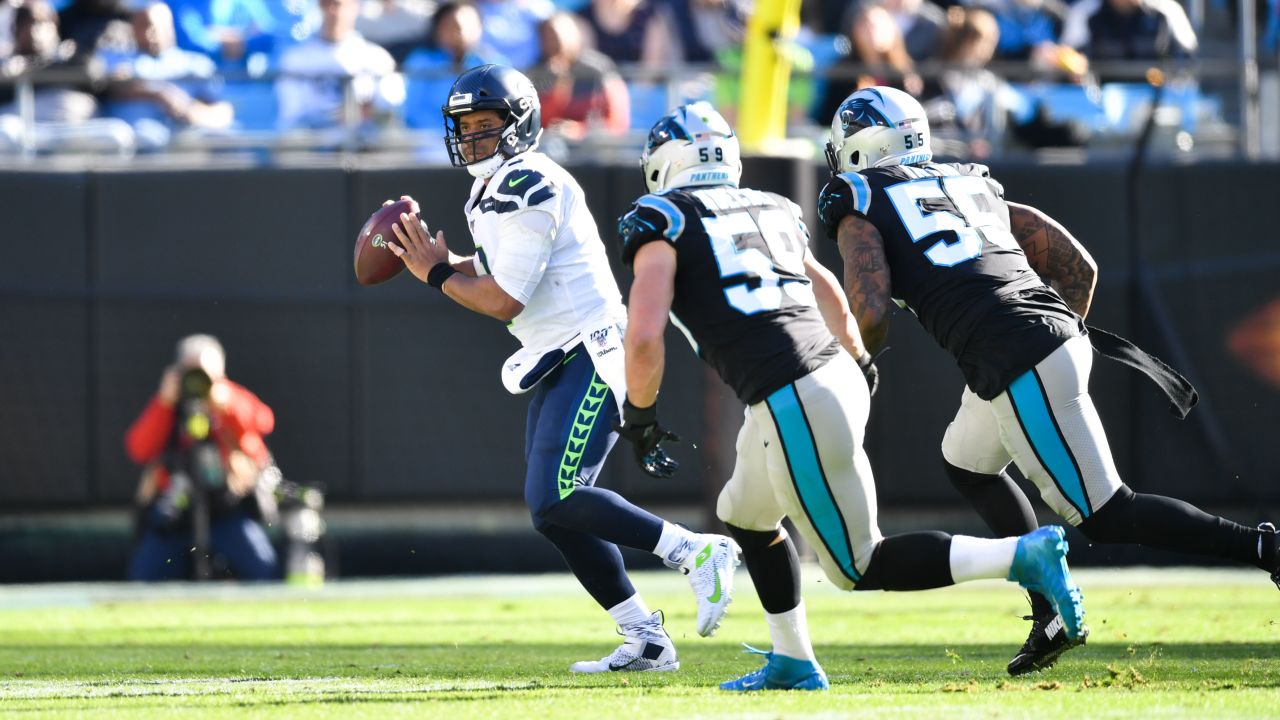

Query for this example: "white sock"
[652,521,699,568]
[949,535,1019,583]
[765,601,817,663]
[607,593,652,628]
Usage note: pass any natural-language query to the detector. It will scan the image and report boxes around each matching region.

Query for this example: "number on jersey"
[884,175,1017,267]
[694,194,812,315]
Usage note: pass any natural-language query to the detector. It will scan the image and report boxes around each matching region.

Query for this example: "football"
[354,197,419,285]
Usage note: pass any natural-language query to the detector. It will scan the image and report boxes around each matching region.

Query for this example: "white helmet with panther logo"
[825,86,932,173]
[640,101,742,193]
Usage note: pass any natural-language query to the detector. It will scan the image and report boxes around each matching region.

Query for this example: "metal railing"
[0,48,1273,163]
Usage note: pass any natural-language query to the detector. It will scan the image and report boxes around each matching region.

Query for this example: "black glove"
[614,398,681,479]
[856,350,880,397]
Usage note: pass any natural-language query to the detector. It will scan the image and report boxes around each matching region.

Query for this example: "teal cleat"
[1008,526,1087,642]
[719,646,829,692]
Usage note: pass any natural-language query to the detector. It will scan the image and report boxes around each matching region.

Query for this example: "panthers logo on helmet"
[838,97,893,137]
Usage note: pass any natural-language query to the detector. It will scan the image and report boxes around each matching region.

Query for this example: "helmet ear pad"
[847,125,900,171]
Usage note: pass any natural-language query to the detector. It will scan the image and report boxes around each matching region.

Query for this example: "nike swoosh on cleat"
[707,573,722,604]
[609,658,641,671]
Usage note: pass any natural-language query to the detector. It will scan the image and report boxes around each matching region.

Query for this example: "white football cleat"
[681,534,741,637]
[569,611,679,673]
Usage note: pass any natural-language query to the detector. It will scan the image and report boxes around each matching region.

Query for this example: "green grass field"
[1,568,1277,718]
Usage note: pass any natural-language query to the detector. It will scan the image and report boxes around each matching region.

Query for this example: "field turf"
[1,568,1277,718]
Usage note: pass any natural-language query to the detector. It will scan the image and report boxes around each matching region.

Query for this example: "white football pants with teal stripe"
[716,351,882,591]
[942,335,1123,527]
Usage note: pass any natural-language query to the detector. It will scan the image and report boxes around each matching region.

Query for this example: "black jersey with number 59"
[817,162,1084,400]
[620,186,839,405]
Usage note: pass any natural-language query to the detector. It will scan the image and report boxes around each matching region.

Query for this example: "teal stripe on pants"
[766,384,860,583]
[1007,371,1090,518]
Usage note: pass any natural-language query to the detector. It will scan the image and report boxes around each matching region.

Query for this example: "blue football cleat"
[719,646,829,692]
[1008,526,1087,642]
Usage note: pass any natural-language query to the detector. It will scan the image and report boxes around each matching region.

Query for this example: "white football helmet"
[825,86,932,174]
[640,101,742,193]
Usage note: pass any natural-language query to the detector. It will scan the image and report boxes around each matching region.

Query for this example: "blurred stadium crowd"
[0,0,1271,156]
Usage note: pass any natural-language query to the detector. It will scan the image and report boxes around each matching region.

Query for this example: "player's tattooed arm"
[836,214,892,354]
[1008,202,1097,319]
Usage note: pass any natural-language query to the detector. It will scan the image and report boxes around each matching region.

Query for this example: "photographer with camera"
[124,334,280,581]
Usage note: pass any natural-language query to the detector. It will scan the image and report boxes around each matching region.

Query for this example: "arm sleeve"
[489,208,558,306]
[124,397,176,465]
[618,194,686,267]
[217,381,275,465]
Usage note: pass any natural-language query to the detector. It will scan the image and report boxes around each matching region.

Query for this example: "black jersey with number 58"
[817,162,1083,400]
[620,186,839,405]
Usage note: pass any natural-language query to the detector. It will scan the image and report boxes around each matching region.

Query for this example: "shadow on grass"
[4,641,1278,683]
[3,641,1279,714]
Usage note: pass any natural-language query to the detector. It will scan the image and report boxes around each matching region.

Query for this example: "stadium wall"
[1,159,1276,520]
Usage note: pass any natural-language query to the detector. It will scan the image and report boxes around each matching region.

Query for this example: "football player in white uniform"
[386,64,740,673]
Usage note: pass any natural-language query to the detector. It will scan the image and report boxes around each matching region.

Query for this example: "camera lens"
[180,368,213,398]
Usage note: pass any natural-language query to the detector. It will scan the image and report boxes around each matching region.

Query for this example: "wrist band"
[427,262,458,290]
[622,398,658,426]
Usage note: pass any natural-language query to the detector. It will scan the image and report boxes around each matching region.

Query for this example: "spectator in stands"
[687,0,750,58]
[964,0,1068,61]
[165,0,277,70]
[0,0,140,152]
[57,0,132,58]
[475,0,552,69]
[0,0,104,122]
[275,0,403,130]
[125,334,280,581]
[356,0,436,64]
[921,6,1006,156]
[1,0,16,59]
[814,3,922,124]
[1060,0,1197,65]
[578,0,680,68]
[922,6,1083,154]
[526,11,628,138]
[402,2,504,131]
[100,2,233,147]
[858,0,948,61]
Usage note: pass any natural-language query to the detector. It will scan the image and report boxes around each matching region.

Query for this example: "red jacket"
[125,380,274,490]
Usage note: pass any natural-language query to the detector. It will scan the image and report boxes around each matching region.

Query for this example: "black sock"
[1079,485,1269,570]
[855,532,954,591]
[537,523,635,609]
[727,524,801,614]
[944,461,1054,617]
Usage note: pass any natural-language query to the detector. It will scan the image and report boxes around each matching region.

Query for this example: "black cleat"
[1259,523,1279,590]
[1007,613,1088,676]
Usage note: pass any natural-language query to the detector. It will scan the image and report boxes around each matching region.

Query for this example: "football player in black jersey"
[617,101,1088,692]
[819,86,1280,676]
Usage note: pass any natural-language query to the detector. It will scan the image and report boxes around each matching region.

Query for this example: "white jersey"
[464,151,626,351]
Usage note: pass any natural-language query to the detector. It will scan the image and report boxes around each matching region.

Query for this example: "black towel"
[1086,325,1199,419]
